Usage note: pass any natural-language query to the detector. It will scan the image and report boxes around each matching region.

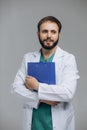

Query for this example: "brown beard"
[38,37,59,50]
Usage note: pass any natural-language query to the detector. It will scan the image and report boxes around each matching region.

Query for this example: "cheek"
[54,35,59,41]
[40,34,46,40]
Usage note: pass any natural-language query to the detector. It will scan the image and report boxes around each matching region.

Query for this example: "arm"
[38,55,79,102]
[25,76,59,106]
[24,54,79,103]
[11,55,39,109]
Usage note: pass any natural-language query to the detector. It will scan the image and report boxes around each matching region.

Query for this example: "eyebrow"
[42,29,57,32]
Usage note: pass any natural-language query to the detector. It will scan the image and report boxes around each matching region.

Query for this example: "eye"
[42,30,48,33]
[51,30,57,34]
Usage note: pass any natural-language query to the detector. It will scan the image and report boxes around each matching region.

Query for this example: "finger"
[25,77,28,82]
[26,75,30,78]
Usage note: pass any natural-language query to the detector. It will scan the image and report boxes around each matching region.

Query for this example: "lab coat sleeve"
[11,55,39,109]
[38,55,80,102]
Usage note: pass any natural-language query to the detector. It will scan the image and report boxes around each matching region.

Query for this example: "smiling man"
[12,16,79,130]
[38,21,59,49]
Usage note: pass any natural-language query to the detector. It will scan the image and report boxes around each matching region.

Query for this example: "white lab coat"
[12,46,79,130]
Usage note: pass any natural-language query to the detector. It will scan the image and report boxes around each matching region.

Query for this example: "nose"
[47,31,51,38]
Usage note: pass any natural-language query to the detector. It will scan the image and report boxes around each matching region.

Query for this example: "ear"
[58,32,61,38]
[37,31,39,36]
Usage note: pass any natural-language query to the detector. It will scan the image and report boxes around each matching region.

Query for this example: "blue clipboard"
[27,62,56,84]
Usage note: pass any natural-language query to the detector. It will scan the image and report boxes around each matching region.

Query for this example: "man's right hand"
[40,100,59,106]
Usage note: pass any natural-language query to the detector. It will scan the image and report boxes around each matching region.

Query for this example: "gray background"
[0,0,87,130]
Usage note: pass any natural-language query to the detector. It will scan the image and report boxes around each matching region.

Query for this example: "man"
[12,16,79,130]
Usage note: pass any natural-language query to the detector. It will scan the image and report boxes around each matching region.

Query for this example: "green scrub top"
[31,52,55,130]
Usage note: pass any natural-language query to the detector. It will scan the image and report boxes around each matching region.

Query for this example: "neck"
[41,46,58,60]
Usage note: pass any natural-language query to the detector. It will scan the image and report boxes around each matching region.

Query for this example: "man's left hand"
[25,76,39,91]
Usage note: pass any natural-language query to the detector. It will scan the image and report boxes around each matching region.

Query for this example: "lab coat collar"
[32,46,64,61]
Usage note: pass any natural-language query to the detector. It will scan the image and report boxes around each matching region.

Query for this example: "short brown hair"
[37,16,62,32]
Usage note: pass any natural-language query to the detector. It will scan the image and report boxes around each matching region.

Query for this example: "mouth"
[44,39,53,43]
[46,40,52,42]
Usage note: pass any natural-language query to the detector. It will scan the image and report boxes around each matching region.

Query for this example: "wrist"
[34,82,39,91]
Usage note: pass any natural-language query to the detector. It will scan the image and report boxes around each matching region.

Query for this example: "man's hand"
[40,100,59,106]
[25,76,39,91]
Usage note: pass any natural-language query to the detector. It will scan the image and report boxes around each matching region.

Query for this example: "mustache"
[43,38,54,42]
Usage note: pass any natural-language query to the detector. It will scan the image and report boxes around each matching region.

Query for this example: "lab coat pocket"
[66,105,75,130]
[23,104,32,130]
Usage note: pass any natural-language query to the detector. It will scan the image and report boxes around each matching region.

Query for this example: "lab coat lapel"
[53,46,64,62]
[31,51,41,62]
[53,47,65,84]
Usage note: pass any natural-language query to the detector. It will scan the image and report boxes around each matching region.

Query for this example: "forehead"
[40,21,59,30]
